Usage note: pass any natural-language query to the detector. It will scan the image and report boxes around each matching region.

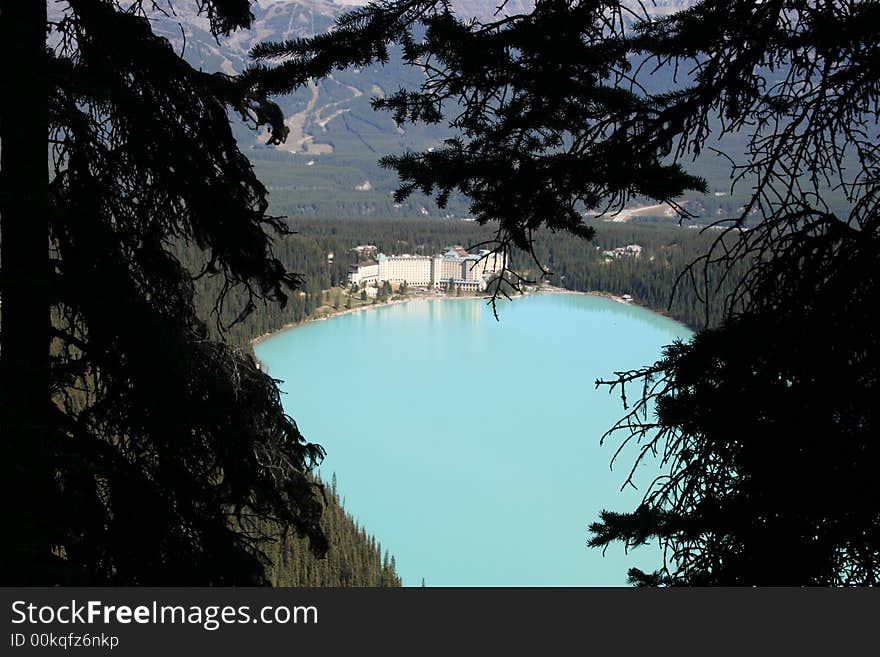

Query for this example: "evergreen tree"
[1,0,327,584]
[249,0,880,584]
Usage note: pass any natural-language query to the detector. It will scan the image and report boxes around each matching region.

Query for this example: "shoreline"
[249,285,679,347]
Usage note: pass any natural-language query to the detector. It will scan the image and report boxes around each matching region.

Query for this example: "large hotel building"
[347,248,506,292]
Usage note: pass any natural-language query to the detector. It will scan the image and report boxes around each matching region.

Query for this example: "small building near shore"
[603,244,644,260]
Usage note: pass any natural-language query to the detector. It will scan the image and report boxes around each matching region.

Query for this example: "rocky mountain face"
[150,0,698,154]
[152,1,448,161]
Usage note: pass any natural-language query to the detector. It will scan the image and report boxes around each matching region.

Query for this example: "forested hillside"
[190,217,747,348]
[266,476,401,586]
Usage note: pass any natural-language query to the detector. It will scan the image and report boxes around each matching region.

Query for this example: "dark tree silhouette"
[587,0,880,585]
[1,0,327,584]
[248,0,880,584]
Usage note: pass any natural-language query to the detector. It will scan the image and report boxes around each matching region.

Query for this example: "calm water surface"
[254,293,692,586]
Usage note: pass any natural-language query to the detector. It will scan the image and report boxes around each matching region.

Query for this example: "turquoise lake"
[254,293,693,586]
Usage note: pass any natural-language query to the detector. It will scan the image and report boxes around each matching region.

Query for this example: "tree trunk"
[0,1,54,582]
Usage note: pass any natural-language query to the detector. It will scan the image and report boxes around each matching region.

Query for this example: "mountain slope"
[152,1,759,223]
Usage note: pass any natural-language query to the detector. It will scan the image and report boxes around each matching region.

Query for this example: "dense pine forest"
[190,216,747,349]
[265,475,401,586]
